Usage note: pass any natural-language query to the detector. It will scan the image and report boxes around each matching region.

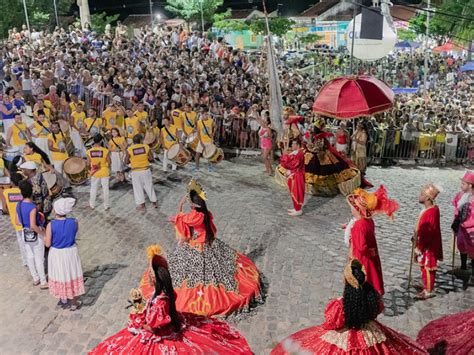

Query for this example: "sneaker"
[33,280,40,286]
[40,283,49,289]
[288,209,303,217]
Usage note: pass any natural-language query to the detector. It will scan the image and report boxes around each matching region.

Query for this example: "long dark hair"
[342,263,380,329]
[25,141,51,165]
[190,190,215,245]
[152,263,181,331]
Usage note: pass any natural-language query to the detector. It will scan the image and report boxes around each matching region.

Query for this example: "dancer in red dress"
[414,184,443,300]
[345,186,399,295]
[140,179,262,317]
[90,245,252,355]
[271,259,427,355]
[417,309,474,355]
[280,139,305,216]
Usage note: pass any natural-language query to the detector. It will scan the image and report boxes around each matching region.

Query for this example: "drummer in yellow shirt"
[48,121,69,174]
[102,104,120,131]
[160,117,179,172]
[84,108,104,137]
[28,110,51,158]
[170,103,184,133]
[195,108,216,172]
[134,103,148,126]
[6,113,31,150]
[71,103,87,133]
[182,103,197,137]
[86,134,110,210]
[124,134,157,211]
[2,172,27,266]
[125,110,142,143]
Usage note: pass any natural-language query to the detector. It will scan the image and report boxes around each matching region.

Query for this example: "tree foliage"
[90,12,120,34]
[212,8,249,32]
[409,1,474,43]
[165,0,223,25]
[249,17,295,37]
[300,33,323,44]
[0,0,72,38]
[397,28,417,41]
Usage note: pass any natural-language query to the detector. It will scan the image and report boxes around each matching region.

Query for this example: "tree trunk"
[77,0,91,30]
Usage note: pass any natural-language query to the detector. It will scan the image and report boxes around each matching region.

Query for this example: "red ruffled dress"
[140,210,262,317]
[280,149,306,211]
[89,293,252,354]
[271,298,427,355]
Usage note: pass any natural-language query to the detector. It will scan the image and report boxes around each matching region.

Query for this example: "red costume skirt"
[140,239,262,317]
[417,309,474,355]
[271,321,427,355]
[89,313,252,354]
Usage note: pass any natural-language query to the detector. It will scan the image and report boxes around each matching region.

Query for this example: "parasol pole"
[349,1,358,75]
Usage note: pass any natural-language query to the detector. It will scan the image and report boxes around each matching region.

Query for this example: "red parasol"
[312,75,395,119]
[416,309,474,354]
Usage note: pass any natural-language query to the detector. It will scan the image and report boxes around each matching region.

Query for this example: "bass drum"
[203,143,224,164]
[185,132,199,152]
[42,171,63,199]
[63,157,89,185]
[167,144,191,167]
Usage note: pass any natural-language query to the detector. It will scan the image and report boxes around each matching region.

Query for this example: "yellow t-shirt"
[436,132,446,143]
[103,109,119,130]
[127,144,150,171]
[48,132,69,161]
[24,153,43,166]
[84,117,103,136]
[71,111,86,129]
[33,120,50,138]
[198,119,214,144]
[87,146,110,178]
[183,111,197,135]
[34,107,51,119]
[125,116,141,139]
[108,136,126,152]
[171,109,183,130]
[134,110,148,123]
[161,125,179,150]
[44,99,53,109]
[69,101,85,112]
[2,187,23,232]
[11,122,28,146]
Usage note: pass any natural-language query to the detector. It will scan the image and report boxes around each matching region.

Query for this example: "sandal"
[33,280,40,286]
[69,301,82,311]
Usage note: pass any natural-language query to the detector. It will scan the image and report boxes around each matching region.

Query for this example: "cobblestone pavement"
[0,158,473,354]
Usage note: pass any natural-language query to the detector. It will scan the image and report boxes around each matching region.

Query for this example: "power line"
[397,1,474,22]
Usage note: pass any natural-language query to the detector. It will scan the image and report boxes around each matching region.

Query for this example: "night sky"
[86,0,315,19]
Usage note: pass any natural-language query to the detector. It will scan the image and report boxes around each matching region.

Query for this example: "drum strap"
[14,123,31,142]
[37,120,51,136]
[184,113,194,128]
[110,137,121,151]
[164,127,177,142]
[202,120,212,139]
[87,117,98,133]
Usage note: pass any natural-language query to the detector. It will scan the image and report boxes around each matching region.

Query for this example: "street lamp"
[21,0,31,38]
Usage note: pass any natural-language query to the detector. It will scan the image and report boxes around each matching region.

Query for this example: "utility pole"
[423,0,430,92]
[22,0,31,37]
[53,0,60,28]
[149,0,153,26]
[349,1,357,75]
[200,0,205,32]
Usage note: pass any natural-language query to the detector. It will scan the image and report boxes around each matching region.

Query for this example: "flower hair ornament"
[187,178,207,208]
[344,259,366,289]
[146,244,168,269]
[347,185,399,219]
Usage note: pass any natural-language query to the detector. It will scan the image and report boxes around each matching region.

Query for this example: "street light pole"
[53,0,60,28]
[349,2,357,75]
[200,0,205,32]
[423,0,430,92]
[22,0,31,38]
[149,0,153,26]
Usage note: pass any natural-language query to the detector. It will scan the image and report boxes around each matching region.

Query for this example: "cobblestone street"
[1,159,473,354]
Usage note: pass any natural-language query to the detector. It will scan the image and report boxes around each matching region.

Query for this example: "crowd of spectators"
[0,23,472,164]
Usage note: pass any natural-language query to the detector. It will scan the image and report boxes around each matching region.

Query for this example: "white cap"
[53,197,76,216]
[19,161,37,170]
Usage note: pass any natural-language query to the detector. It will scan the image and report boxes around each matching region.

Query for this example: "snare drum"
[185,132,199,152]
[42,171,63,198]
[58,120,70,136]
[203,143,224,164]
[167,144,191,166]
[63,157,89,185]
[3,147,21,163]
